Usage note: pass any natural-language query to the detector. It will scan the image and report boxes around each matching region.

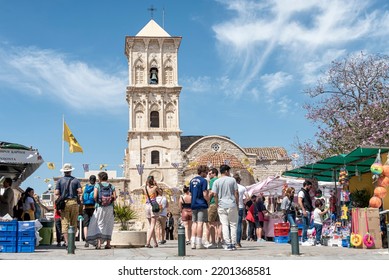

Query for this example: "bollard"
[67,226,75,254]
[290,225,300,255]
[387,223,389,254]
[178,225,186,256]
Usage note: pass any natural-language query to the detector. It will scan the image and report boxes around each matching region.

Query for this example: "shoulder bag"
[145,186,160,213]
[55,178,73,210]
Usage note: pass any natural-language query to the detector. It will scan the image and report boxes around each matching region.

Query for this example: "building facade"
[122,20,292,193]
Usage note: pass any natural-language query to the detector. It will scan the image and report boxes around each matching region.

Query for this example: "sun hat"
[60,163,75,172]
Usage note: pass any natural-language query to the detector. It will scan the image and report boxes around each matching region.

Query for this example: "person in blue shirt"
[189,165,209,249]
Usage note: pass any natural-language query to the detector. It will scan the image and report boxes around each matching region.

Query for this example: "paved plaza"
[1,239,388,260]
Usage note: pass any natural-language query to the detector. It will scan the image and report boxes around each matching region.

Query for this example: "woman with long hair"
[143,175,159,248]
[281,187,297,226]
[22,187,35,221]
[179,185,192,245]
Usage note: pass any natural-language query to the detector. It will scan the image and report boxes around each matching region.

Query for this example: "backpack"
[98,183,113,206]
[83,184,95,205]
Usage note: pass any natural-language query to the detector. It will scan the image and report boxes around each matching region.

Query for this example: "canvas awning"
[246,176,339,197]
[282,146,389,182]
[0,142,44,186]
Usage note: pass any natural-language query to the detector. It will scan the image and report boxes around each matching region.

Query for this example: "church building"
[122,19,292,192]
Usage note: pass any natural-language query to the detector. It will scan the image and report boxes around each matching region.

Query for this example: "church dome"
[187,152,244,170]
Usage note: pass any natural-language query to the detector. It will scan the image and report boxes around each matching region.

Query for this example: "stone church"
[121,19,292,194]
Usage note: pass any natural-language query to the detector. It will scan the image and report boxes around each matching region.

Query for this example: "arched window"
[151,150,160,164]
[150,111,159,128]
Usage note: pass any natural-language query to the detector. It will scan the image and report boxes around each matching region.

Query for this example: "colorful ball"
[371,163,383,175]
[369,196,382,208]
[374,186,387,199]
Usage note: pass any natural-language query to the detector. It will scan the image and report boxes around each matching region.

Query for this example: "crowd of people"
[1,162,329,251]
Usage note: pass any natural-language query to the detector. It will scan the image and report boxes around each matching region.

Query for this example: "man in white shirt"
[212,165,239,251]
[233,174,247,248]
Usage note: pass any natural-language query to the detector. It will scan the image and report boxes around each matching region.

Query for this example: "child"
[313,199,329,246]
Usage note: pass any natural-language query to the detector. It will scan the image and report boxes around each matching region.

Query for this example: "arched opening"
[150,111,159,128]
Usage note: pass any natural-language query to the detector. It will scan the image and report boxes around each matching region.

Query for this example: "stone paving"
[0,239,388,260]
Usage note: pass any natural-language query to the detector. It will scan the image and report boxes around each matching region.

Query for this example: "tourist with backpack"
[86,171,116,249]
[81,175,97,248]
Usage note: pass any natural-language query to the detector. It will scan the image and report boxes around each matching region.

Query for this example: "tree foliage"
[295,52,389,163]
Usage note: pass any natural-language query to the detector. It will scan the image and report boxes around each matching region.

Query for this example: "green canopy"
[283,146,389,182]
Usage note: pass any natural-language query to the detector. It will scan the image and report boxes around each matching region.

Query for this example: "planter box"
[110,231,147,248]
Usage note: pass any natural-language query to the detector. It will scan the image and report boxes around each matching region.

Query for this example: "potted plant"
[111,203,146,248]
[114,203,137,230]
[350,188,371,208]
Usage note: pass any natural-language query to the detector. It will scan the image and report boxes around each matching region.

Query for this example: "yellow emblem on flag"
[63,121,83,153]
[47,162,55,170]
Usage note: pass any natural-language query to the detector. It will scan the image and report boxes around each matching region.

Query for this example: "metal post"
[387,223,389,254]
[290,225,300,255]
[178,225,186,256]
[67,226,75,254]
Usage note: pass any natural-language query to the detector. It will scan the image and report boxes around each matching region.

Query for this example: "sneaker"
[315,243,322,247]
[236,243,242,248]
[84,242,89,248]
[301,241,313,246]
[225,244,233,251]
[217,241,224,249]
[196,243,206,249]
[57,243,61,247]
[221,242,228,250]
[231,244,237,251]
[207,243,218,249]
[257,238,266,242]
[185,240,191,245]
[161,240,167,244]
[191,243,196,249]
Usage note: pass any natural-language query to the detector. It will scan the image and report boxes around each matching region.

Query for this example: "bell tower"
[124,19,182,188]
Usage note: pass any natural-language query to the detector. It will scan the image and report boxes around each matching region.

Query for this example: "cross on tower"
[147,5,157,19]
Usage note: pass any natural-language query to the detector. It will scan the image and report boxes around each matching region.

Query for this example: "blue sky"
[1,0,388,195]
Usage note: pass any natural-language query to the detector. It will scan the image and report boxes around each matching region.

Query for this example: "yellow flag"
[63,121,83,153]
[99,164,108,170]
[47,162,55,170]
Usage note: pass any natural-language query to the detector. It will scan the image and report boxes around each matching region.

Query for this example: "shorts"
[82,207,95,227]
[145,203,159,219]
[181,208,192,222]
[255,220,264,228]
[192,208,208,223]
[208,204,220,222]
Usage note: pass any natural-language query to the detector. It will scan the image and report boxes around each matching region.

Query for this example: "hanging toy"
[338,167,349,184]
[370,149,383,181]
[350,208,362,247]
[341,204,348,220]
[362,208,375,248]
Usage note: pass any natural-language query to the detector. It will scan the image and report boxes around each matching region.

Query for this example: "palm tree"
[114,204,137,230]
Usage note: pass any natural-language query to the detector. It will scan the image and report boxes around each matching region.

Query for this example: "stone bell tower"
[124,19,183,189]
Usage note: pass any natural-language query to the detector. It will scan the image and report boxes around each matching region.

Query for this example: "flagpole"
[62,114,64,169]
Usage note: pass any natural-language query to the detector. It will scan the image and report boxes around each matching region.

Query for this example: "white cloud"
[260,72,293,94]
[212,0,389,100]
[0,44,127,112]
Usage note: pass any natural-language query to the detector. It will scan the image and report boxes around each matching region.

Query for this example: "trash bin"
[39,220,54,245]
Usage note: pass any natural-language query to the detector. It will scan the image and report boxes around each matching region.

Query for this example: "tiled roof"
[187,152,245,170]
[243,147,290,161]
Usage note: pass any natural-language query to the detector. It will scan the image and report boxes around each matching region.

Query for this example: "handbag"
[145,186,160,213]
[55,178,73,210]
